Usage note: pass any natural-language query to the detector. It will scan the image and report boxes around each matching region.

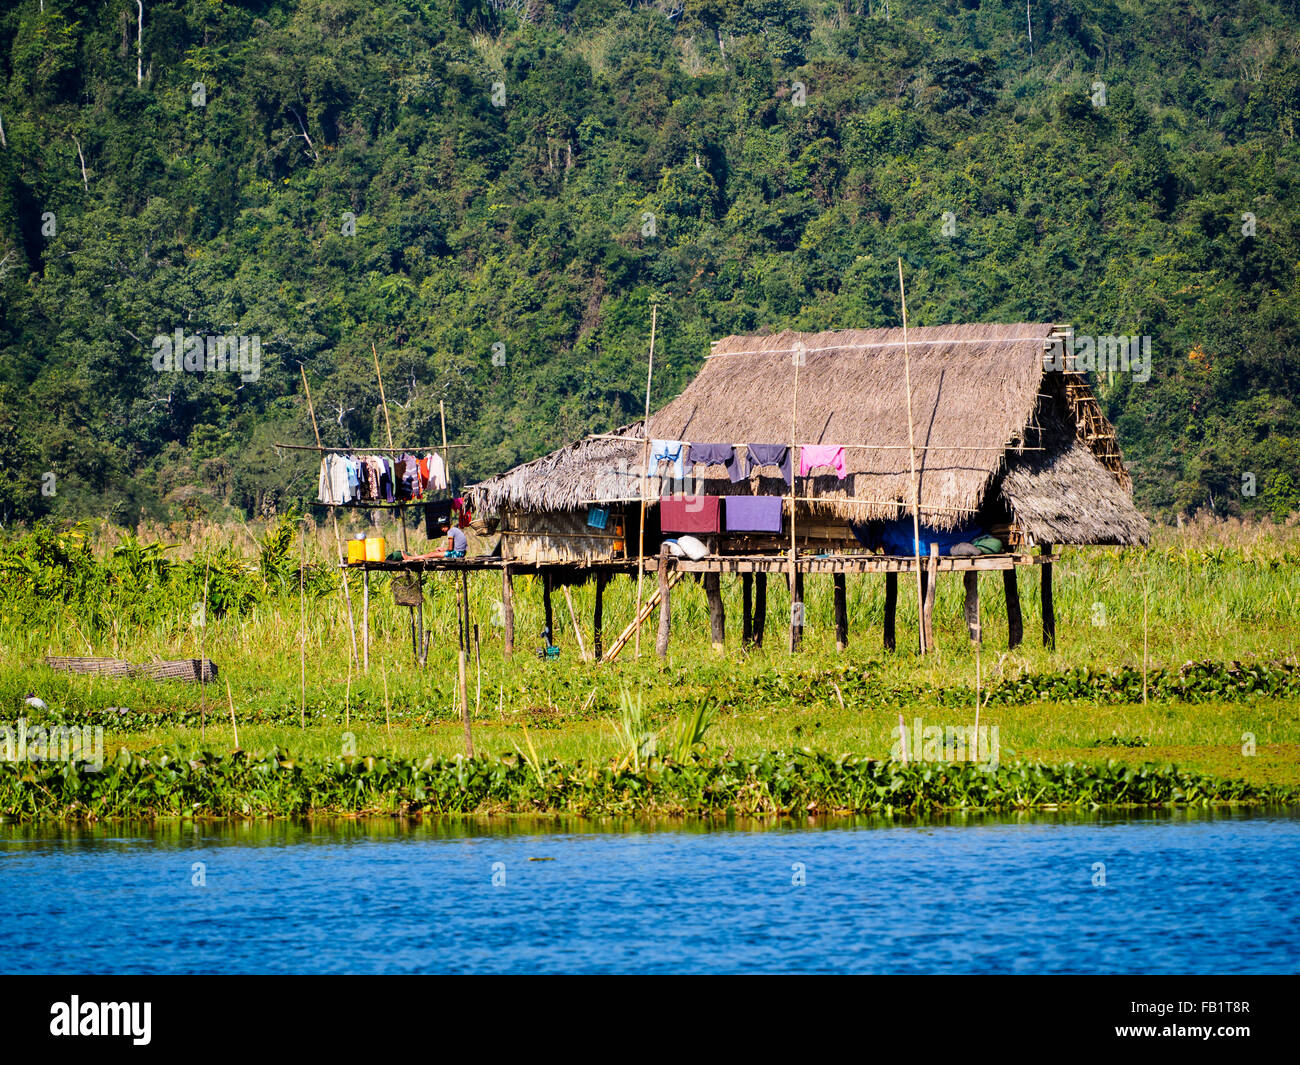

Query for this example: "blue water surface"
[1,809,1296,974]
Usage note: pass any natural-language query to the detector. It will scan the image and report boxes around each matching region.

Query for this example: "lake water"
[1,809,1297,974]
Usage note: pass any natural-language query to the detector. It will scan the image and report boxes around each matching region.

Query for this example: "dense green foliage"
[1,742,1292,820]
[1,1,1299,519]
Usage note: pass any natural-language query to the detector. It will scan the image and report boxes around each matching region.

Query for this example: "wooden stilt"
[791,571,804,651]
[1041,542,1056,649]
[593,572,607,661]
[656,544,672,658]
[922,543,939,653]
[458,570,474,756]
[362,568,370,673]
[1003,568,1023,650]
[833,573,848,651]
[543,573,554,644]
[741,572,753,648]
[963,571,981,644]
[753,572,767,648]
[883,570,897,652]
[416,594,427,667]
[704,571,725,650]
[502,563,515,659]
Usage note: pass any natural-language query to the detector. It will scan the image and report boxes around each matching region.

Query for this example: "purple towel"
[724,496,784,533]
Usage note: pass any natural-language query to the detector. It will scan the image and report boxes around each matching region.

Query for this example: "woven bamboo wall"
[500,508,624,564]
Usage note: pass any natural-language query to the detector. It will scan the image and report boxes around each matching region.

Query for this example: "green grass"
[1,516,1299,818]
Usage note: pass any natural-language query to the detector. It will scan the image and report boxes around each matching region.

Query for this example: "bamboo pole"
[502,563,515,658]
[584,434,1042,453]
[898,259,926,655]
[199,555,209,742]
[788,348,801,653]
[382,663,391,737]
[274,442,469,453]
[605,571,684,662]
[439,399,450,483]
[372,343,409,555]
[634,303,658,659]
[300,365,359,665]
[299,523,306,729]
[562,585,589,661]
[225,678,239,750]
[1142,574,1149,707]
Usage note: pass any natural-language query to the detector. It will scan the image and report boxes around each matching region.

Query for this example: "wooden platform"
[341,546,1060,666]
[343,552,1055,575]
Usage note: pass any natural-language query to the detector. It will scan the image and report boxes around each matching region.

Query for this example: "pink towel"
[799,444,847,480]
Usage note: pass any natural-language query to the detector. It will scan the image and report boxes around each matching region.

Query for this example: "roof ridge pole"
[301,364,359,667]
[633,303,658,659]
[898,259,926,656]
[373,342,409,554]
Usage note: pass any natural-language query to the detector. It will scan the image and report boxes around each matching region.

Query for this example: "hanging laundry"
[317,456,337,504]
[660,495,721,534]
[398,453,421,499]
[374,456,395,503]
[425,500,453,538]
[724,495,784,533]
[688,442,744,484]
[454,496,473,529]
[799,444,847,480]
[425,452,448,491]
[316,454,352,504]
[745,443,792,487]
[345,456,362,500]
[648,439,686,479]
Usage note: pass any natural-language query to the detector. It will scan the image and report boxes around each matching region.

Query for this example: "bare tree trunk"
[137,2,144,86]
[73,137,89,191]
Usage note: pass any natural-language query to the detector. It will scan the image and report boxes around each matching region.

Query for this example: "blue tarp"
[851,518,985,556]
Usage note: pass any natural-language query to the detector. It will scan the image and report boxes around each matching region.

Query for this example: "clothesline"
[577,494,980,514]
[704,336,1050,359]
[585,434,1043,453]
[315,450,450,507]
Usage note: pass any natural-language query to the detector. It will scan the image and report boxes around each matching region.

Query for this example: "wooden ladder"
[603,571,685,662]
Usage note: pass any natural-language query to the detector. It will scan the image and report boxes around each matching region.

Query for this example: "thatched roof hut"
[469,322,1149,556]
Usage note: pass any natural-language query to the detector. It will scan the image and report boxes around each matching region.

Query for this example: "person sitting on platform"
[403,519,467,561]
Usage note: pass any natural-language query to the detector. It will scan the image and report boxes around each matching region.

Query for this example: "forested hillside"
[1,0,1298,526]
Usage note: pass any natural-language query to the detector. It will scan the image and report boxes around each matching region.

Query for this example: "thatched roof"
[998,393,1149,545]
[469,422,644,514]
[467,322,1150,546]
